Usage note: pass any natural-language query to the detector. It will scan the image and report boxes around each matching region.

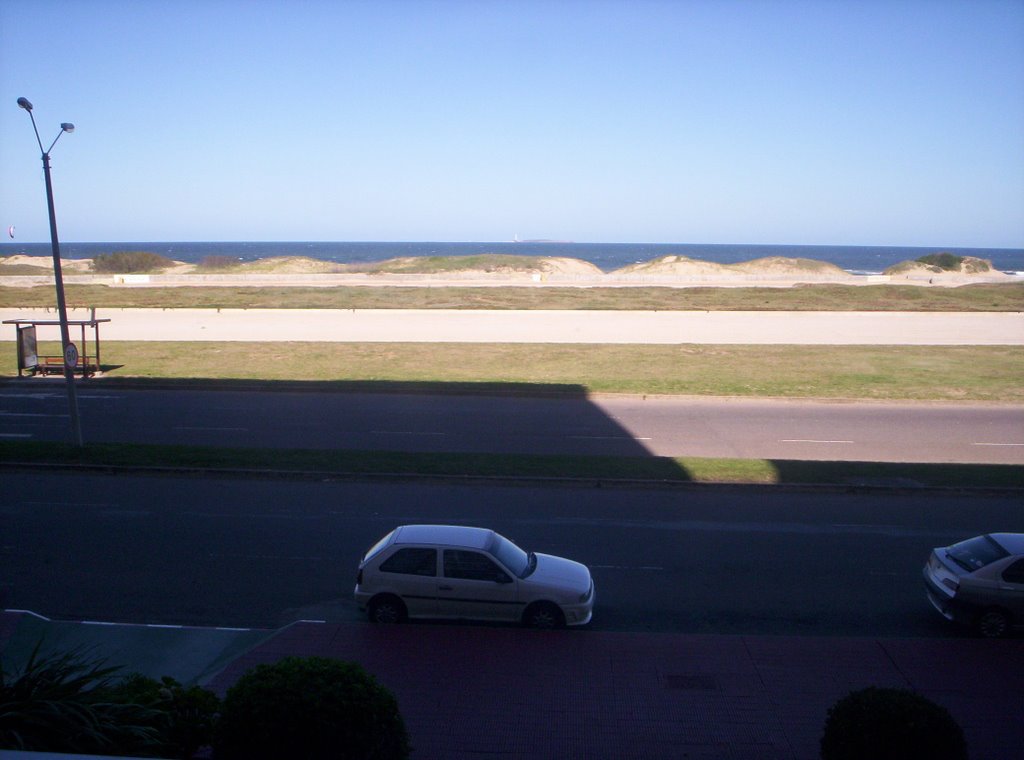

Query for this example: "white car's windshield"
[489,534,532,578]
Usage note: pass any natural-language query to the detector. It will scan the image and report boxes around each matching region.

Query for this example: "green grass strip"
[5,342,1022,402]
[1,441,1019,489]
[2,282,1023,311]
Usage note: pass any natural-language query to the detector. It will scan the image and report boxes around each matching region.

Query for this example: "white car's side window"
[380,548,437,577]
[443,550,509,583]
[1003,559,1024,585]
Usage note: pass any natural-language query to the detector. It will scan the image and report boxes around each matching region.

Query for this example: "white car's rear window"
[946,534,1009,572]
[363,530,395,562]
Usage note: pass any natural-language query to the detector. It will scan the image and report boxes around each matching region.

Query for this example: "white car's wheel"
[977,609,1011,638]
[524,602,565,630]
[368,595,406,624]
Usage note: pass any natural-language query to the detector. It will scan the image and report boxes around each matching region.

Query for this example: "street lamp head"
[17,96,73,154]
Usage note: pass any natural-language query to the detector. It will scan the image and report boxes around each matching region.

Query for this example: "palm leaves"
[1,641,165,755]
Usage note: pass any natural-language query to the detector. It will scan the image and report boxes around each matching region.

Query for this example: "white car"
[354,525,595,628]
[923,533,1024,638]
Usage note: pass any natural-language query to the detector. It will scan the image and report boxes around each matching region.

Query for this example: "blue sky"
[1,0,1022,247]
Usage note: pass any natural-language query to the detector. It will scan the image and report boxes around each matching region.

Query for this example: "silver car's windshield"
[946,534,1009,572]
[489,534,531,578]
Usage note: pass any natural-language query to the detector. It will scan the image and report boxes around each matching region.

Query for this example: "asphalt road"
[1,385,1022,463]
[2,470,1020,635]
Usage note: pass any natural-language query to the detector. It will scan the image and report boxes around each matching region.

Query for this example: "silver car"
[354,525,595,629]
[923,533,1024,638]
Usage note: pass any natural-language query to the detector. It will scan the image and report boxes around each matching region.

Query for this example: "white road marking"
[4,609,51,620]
[591,565,665,571]
[781,439,854,444]
[569,435,652,441]
[209,552,329,561]
[371,430,446,436]
[0,411,66,417]
[174,426,248,432]
[972,442,1024,447]
[0,433,33,439]
[73,618,255,630]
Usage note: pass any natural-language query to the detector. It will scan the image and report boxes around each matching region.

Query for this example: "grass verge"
[2,282,1023,310]
[1,441,1019,489]
[5,342,1022,401]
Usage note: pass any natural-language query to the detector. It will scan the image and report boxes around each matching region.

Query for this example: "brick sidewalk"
[208,622,1023,760]
[3,610,1019,758]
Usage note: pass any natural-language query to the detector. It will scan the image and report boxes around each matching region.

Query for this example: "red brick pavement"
[207,622,1024,760]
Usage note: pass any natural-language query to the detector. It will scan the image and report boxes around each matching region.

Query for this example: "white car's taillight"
[941,577,958,593]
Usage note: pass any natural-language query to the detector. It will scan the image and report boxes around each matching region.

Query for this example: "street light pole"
[17,97,83,447]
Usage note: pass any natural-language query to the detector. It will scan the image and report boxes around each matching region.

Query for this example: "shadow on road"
[2,375,1022,488]
[0,375,697,479]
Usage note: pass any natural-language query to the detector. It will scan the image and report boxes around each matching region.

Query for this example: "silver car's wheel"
[977,609,1011,638]
[368,595,406,625]
[524,602,565,630]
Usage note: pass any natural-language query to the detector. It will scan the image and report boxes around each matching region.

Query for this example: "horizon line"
[2,240,1023,251]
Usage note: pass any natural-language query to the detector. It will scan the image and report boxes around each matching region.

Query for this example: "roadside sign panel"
[64,342,79,368]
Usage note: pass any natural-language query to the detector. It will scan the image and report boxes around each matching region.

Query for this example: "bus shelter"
[3,314,111,377]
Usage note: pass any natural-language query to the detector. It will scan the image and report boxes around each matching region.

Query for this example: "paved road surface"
[2,385,1022,463]
[2,471,1020,634]
[3,306,1023,344]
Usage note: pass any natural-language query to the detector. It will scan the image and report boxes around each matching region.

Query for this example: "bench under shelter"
[3,313,111,377]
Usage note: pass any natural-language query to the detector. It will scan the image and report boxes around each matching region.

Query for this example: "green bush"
[196,255,241,270]
[111,673,220,759]
[915,253,963,271]
[214,656,409,760]
[93,251,174,273]
[820,686,967,760]
[0,643,164,756]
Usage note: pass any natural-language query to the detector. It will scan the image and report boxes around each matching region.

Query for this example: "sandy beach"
[3,255,1021,346]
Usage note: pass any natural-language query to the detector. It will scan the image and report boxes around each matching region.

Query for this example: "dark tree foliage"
[111,673,220,759]
[214,656,410,760]
[820,687,968,760]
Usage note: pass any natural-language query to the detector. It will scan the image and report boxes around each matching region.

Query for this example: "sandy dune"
[2,253,1017,288]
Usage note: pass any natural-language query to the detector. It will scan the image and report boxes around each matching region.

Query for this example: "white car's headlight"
[579,581,593,603]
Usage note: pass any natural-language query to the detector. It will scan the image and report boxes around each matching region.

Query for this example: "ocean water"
[2,240,1023,275]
